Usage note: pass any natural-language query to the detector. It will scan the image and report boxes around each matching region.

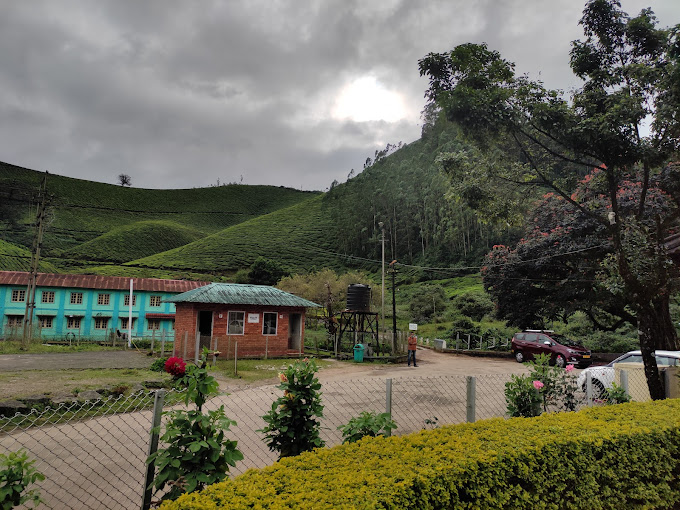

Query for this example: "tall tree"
[117,174,132,187]
[419,0,680,399]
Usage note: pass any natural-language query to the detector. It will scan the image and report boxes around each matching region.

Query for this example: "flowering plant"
[260,358,325,458]
[164,357,186,378]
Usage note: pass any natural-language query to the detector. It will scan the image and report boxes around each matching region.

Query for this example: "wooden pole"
[234,342,238,377]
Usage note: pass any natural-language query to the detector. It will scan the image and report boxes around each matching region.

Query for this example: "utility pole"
[22,172,48,349]
[389,260,397,354]
[378,222,385,335]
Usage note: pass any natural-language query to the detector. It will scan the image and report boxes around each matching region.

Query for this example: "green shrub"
[451,292,494,321]
[259,359,325,458]
[604,382,631,404]
[161,399,680,510]
[0,449,44,510]
[147,351,242,502]
[338,412,397,444]
[504,374,542,418]
[150,357,169,372]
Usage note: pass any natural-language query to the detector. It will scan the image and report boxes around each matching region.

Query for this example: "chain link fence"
[1,368,672,509]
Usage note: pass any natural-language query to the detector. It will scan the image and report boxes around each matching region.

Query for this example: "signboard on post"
[409,323,418,331]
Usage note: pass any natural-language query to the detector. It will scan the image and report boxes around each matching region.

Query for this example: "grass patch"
[0,368,172,400]
[214,358,336,384]
[0,341,126,355]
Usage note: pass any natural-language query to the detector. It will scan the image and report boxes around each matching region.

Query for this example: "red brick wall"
[174,303,307,360]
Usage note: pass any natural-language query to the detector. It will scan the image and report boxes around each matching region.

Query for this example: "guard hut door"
[197,311,213,351]
[288,313,302,350]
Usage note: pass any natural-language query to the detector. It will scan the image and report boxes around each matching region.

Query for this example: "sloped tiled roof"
[0,271,209,293]
[166,282,319,308]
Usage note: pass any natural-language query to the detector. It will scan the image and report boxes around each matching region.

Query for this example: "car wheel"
[554,354,566,368]
[515,351,524,363]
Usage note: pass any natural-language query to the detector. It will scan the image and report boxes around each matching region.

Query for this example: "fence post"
[586,373,593,407]
[234,342,238,377]
[194,333,200,364]
[150,330,156,355]
[664,368,673,399]
[456,332,459,350]
[466,376,476,423]
[385,378,392,437]
[619,369,629,395]
[160,330,166,358]
[142,389,166,510]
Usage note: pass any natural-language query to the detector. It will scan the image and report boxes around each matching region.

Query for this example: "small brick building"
[167,283,319,360]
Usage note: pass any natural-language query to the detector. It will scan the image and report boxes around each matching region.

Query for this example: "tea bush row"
[162,399,680,509]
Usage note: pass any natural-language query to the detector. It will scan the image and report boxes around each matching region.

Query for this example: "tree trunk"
[636,294,680,400]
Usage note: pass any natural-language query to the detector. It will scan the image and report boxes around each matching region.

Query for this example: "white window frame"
[120,317,136,330]
[97,293,110,306]
[70,292,83,305]
[124,295,137,306]
[11,289,25,302]
[262,312,278,335]
[227,311,245,335]
[67,317,81,329]
[38,316,53,329]
[147,319,161,331]
[149,295,162,307]
[41,291,55,304]
[94,317,109,329]
[6,315,23,328]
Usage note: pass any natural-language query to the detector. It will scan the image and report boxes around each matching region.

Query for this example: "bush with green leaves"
[505,354,580,417]
[338,411,397,444]
[260,358,325,458]
[408,284,447,322]
[0,449,44,510]
[147,350,243,502]
[604,382,631,405]
[150,356,169,372]
[451,291,494,321]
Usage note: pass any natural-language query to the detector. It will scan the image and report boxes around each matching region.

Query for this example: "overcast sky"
[1,1,678,191]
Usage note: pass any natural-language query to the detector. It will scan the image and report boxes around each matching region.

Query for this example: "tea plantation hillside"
[130,194,340,275]
[64,220,205,263]
[0,161,318,257]
[0,239,57,272]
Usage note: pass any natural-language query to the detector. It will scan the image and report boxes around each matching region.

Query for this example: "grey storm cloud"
[0,0,678,190]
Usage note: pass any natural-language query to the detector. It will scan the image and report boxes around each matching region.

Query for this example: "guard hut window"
[227,311,245,335]
[263,312,277,335]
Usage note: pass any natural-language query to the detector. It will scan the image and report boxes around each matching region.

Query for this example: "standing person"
[407,331,418,367]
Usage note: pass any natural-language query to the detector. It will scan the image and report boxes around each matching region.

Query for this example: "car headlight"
[568,349,577,354]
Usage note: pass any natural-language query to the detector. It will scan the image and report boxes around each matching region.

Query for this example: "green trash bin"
[353,343,365,362]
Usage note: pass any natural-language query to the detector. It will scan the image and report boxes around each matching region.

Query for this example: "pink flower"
[533,380,544,390]
[164,357,186,377]
[278,373,288,383]
[565,364,575,372]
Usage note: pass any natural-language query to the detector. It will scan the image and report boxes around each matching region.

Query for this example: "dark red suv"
[511,330,592,368]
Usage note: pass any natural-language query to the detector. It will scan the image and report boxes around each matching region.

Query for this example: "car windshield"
[549,334,581,347]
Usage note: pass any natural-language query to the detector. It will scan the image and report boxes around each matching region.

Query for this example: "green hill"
[130,194,339,275]
[0,239,57,272]
[64,220,205,263]
[0,161,319,255]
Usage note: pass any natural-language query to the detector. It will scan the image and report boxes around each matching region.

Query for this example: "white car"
[577,350,680,398]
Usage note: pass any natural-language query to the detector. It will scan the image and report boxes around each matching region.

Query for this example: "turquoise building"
[0,271,208,342]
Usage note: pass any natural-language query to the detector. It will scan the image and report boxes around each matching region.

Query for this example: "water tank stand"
[335,311,380,357]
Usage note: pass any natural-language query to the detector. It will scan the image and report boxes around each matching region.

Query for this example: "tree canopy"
[419,0,680,399]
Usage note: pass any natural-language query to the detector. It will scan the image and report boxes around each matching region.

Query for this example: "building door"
[288,313,302,350]
[197,311,213,351]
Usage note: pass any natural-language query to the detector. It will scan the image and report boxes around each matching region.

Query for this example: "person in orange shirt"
[407,332,418,367]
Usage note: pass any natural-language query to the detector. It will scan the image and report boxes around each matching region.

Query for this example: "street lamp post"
[389,260,397,354]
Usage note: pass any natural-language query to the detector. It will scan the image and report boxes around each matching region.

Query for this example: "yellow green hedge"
[161,399,680,509]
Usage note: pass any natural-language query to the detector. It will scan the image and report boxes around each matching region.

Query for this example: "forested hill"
[324,118,518,273]
[0,118,518,279]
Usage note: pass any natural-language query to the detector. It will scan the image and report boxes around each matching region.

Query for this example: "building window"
[148,319,161,330]
[41,291,55,304]
[11,289,25,302]
[94,317,109,329]
[70,292,83,304]
[263,312,278,335]
[149,295,162,307]
[38,316,53,328]
[6,315,22,328]
[227,311,245,335]
[97,294,110,306]
[67,317,81,329]
[120,317,136,330]
[124,295,137,306]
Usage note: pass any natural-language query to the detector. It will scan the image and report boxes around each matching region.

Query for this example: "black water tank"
[346,284,371,312]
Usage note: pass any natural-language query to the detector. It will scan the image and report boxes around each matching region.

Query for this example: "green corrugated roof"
[165,283,319,308]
